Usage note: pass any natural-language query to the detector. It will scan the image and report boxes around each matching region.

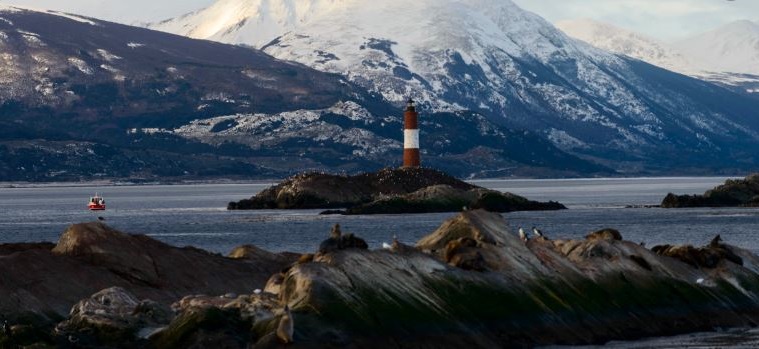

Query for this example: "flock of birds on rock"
[376,226,548,250]
[518,227,546,242]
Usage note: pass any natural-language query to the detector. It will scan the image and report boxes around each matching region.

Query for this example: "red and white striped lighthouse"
[403,99,420,168]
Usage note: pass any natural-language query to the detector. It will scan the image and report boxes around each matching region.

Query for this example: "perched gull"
[518,227,528,242]
[532,227,544,238]
[383,234,400,250]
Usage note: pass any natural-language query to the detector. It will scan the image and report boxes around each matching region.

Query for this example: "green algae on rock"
[269,210,759,347]
[7,211,759,348]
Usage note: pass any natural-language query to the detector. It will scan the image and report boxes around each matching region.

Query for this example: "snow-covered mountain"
[673,20,759,76]
[153,0,759,172]
[555,19,696,75]
[0,5,606,180]
[557,19,759,93]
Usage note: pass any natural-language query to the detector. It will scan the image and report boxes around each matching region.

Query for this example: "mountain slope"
[153,0,759,173]
[557,19,759,95]
[673,20,759,76]
[0,6,605,180]
[555,18,696,74]
[0,5,356,133]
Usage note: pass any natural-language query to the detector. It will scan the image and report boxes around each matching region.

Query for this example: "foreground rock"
[0,222,295,347]
[662,173,759,208]
[7,212,759,348]
[263,210,759,347]
[228,167,565,214]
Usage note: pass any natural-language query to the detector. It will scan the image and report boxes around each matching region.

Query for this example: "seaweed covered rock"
[152,293,281,349]
[151,306,249,349]
[229,167,475,210]
[318,224,369,254]
[262,210,759,348]
[652,235,744,269]
[444,237,486,271]
[346,185,565,214]
[53,223,164,286]
[228,244,298,266]
[0,221,294,341]
[0,312,59,348]
[662,174,759,208]
[229,167,565,214]
[585,228,623,241]
[54,287,171,346]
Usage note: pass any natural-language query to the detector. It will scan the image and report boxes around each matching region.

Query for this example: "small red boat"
[88,194,106,211]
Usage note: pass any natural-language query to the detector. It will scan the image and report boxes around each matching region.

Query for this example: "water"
[1,176,759,347]
[0,176,753,254]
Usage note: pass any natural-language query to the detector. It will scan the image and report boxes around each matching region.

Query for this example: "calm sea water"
[0,177,755,255]
[1,176,758,347]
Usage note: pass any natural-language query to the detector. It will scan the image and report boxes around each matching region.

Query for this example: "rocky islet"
[2,210,759,347]
[662,173,759,208]
[228,167,566,214]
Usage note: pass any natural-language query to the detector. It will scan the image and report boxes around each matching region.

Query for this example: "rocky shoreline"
[228,167,566,214]
[3,211,759,348]
[662,173,759,208]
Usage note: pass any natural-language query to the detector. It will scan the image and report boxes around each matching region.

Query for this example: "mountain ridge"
[556,18,759,94]
[0,5,607,181]
[152,0,759,173]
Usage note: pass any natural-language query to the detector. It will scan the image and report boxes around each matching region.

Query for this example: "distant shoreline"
[0,179,281,189]
[0,175,742,189]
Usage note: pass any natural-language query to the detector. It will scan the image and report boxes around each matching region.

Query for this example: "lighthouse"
[403,99,420,168]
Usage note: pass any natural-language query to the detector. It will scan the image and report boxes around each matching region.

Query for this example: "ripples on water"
[1,177,758,346]
[1,177,754,255]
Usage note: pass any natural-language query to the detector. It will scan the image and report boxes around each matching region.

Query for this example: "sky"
[1,0,757,40]
[513,0,759,40]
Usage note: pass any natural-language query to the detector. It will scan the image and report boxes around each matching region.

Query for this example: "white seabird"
[518,227,528,242]
[532,227,544,238]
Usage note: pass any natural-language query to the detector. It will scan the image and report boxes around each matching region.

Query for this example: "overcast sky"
[2,0,757,40]
[513,0,759,40]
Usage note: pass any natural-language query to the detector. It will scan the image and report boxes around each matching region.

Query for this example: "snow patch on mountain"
[172,101,401,155]
[673,20,759,76]
[67,57,93,75]
[46,10,99,26]
[558,18,759,81]
[96,49,121,62]
[555,18,697,75]
[152,0,349,47]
